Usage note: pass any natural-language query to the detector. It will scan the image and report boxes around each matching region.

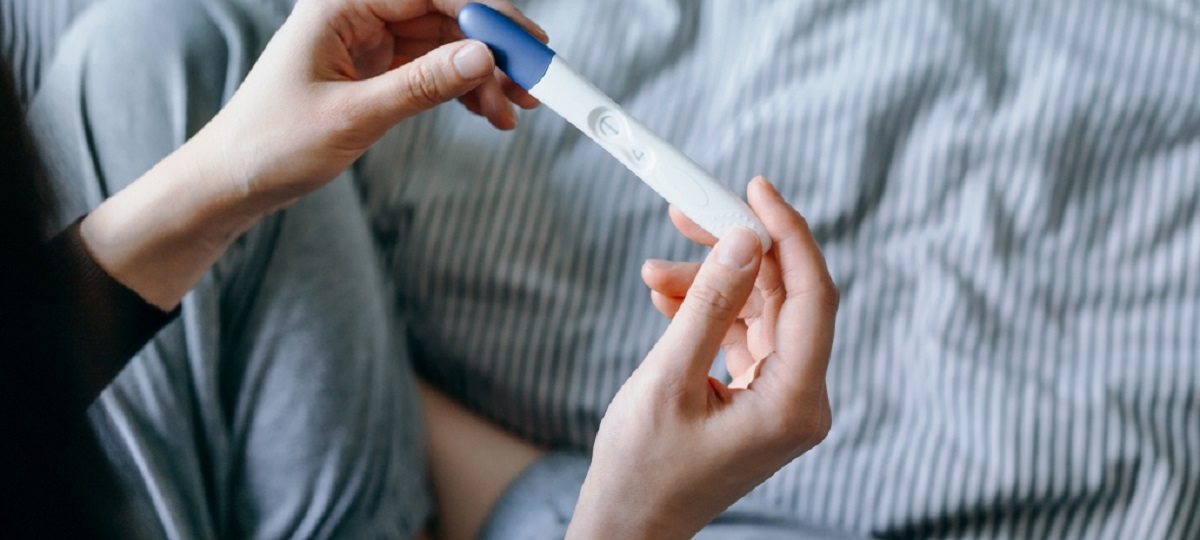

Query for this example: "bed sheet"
[373,0,1195,537]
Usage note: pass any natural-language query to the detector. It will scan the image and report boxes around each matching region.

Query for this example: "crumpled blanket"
[358,1,1200,537]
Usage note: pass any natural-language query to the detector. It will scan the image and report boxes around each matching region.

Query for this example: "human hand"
[78,0,543,311]
[200,0,545,211]
[566,177,838,540]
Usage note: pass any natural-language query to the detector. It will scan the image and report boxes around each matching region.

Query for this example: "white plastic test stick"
[458,3,772,251]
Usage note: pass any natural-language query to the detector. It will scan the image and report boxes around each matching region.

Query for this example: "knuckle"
[761,280,787,306]
[790,211,809,229]
[805,408,833,447]
[778,206,809,233]
[799,397,834,448]
[760,414,804,454]
[763,398,832,455]
[405,63,446,107]
[816,279,840,313]
[787,268,839,314]
[688,282,739,320]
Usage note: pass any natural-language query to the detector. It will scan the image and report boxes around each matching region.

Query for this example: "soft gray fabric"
[358,0,1200,538]
[478,454,866,540]
[27,1,430,538]
[0,0,96,103]
[477,454,587,540]
[0,0,295,104]
[14,0,1199,537]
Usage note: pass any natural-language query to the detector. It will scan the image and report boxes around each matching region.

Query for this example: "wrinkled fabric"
[26,1,430,538]
[358,1,1200,537]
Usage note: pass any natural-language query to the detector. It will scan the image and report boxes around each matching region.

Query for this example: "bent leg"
[29,0,428,537]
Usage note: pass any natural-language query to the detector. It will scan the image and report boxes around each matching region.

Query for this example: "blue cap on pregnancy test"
[458,3,553,90]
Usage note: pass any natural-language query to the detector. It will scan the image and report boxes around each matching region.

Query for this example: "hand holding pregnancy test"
[458,3,772,251]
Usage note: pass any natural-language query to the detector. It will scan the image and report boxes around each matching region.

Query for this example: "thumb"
[362,40,495,125]
[647,228,762,381]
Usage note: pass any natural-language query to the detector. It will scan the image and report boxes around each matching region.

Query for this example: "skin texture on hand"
[209,0,545,204]
[74,0,838,535]
[78,0,544,311]
[566,177,838,540]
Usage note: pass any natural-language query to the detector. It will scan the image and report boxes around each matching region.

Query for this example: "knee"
[66,0,230,79]
[56,0,269,131]
[37,0,274,196]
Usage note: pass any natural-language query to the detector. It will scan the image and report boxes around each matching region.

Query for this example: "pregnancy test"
[457,3,772,251]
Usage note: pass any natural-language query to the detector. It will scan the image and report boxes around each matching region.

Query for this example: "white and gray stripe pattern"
[360,0,1200,537]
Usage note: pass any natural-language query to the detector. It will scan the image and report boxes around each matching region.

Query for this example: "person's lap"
[20,0,889,537]
[28,0,429,537]
[23,2,833,537]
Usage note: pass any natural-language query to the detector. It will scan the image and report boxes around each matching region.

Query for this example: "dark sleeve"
[46,218,179,407]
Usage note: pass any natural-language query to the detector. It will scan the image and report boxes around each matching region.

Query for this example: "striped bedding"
[358,1,1200,537]
[6,0,1197,537]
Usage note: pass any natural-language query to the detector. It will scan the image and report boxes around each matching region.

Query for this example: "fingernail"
[716,228,759,269]
[454,42,493,79]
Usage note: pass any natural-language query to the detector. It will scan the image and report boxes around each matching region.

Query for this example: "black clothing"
[1,54,172,539]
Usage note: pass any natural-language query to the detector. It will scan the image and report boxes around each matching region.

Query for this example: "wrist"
[79,127,267,311]
[168,131,267,244]
[187,111,284,224]
[566,475,690,540]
